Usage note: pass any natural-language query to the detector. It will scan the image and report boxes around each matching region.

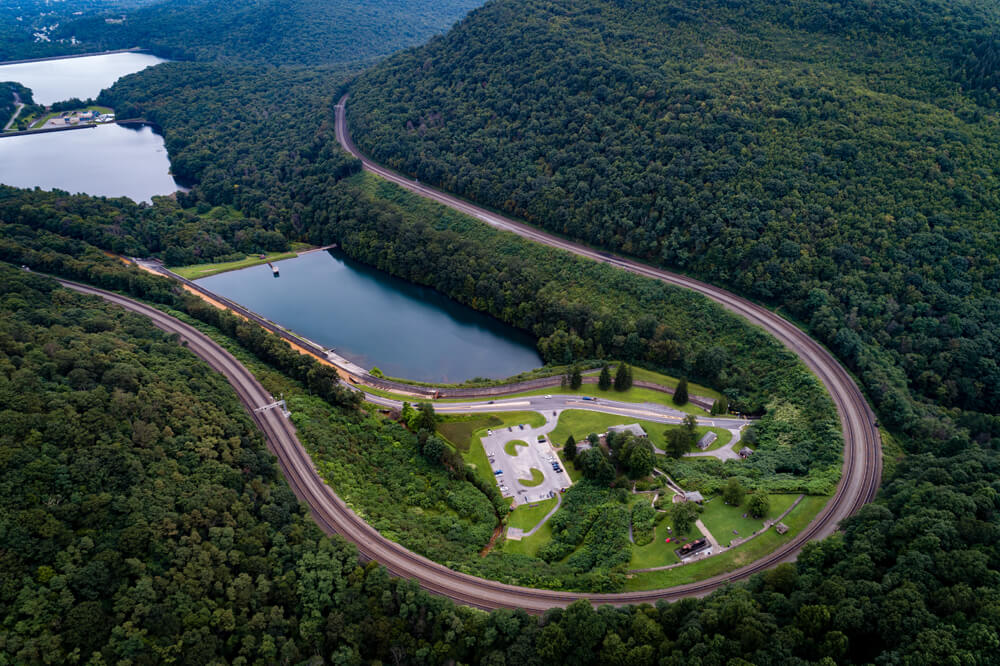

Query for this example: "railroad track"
[55,100,882,609]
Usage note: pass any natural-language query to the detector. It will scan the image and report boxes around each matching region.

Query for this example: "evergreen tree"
[673,378,689,405]
[598,364,612,390]
[614,363,632,391]
[570,364,582,389]
[711,395,729,415]
[564,434,577,460]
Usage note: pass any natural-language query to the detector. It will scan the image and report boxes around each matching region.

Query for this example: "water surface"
[197,250,543,383]
[0,52,167,105]
[0,123,180,202]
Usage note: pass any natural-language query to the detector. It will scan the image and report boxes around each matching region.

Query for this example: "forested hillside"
[3,204,999,662]
[347,0,1000,446]
[57,0,484,65]
[0,0,160,61]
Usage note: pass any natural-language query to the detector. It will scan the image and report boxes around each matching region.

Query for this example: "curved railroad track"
[55,97,881,609]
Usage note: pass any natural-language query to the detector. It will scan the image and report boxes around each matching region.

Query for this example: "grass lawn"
[171,251,302,279]
[629,367,724,401]
[504,514,554,557]
[556,450,584,482]
[504,439,529,456]
[697,494,800,547]
[507,497,558,531]
[549,410,730,455]
[624,495,829,590]
[438,412,545,452]
[629,518,700,569]
[517,468,545,487]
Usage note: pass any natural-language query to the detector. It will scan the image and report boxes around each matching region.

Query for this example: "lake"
[197,250,543,383]
[0,52,179,202]
[0,123,180,202]
[0,52,167,105]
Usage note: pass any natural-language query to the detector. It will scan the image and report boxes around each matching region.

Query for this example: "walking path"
[695,519,721,552]
[507,494,562,540]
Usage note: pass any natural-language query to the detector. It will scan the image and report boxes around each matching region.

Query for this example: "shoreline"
[0,47,148,67]
[0,123,95,139]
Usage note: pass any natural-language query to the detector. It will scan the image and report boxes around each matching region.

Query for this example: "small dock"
[267,262,279,277]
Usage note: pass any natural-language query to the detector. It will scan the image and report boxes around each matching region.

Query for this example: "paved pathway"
[683,425,745,461]
[508,494,562,540]
[695,519,721,552]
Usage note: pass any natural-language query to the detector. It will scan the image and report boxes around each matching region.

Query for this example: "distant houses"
[739,446,754,459]
[683,490,704,504]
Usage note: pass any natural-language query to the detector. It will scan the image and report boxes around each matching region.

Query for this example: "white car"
[545,394,552,399]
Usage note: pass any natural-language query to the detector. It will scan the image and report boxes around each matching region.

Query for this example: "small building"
[739,446,754,459]
[683,490,704,504]
[697,432,717,450]
[607,423,647,438]
[775,522,789,535]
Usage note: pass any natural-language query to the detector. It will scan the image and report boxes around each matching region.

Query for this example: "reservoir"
[0,52,179,202]
[0,52,167,105]
[197,250,543,383]
[0,123,180,202]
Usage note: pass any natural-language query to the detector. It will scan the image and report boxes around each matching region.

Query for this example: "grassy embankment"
[171,243,312,279]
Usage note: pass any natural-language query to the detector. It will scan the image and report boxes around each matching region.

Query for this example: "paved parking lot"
[480,413,572,506]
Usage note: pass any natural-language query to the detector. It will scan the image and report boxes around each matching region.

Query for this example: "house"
[683,490,704,504]
[739,446,754,458]
[607,424,647,438]
[775,522,789,535]
[697,432,717,450]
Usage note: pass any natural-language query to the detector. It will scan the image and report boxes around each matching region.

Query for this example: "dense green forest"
[347,0,1000,442]
[0,0,161,61]
[3,0,1000,660]
[56,0,484,65]
[2,253,998,662]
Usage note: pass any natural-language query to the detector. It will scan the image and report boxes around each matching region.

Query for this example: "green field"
[503,514,554,557]
[549,410,731,455]
[504,439,529,456]
[624,495,829,590]
[171,250,303,279]
[517,468,545,487]
[629,515,699,570]
[438,412,545,451]
[697,494,800,547]
[507,497,558,531]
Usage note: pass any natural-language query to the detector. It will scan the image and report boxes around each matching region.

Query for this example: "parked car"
[582,396,594,401]
[494,470,503,475]
[545,394,552,399]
